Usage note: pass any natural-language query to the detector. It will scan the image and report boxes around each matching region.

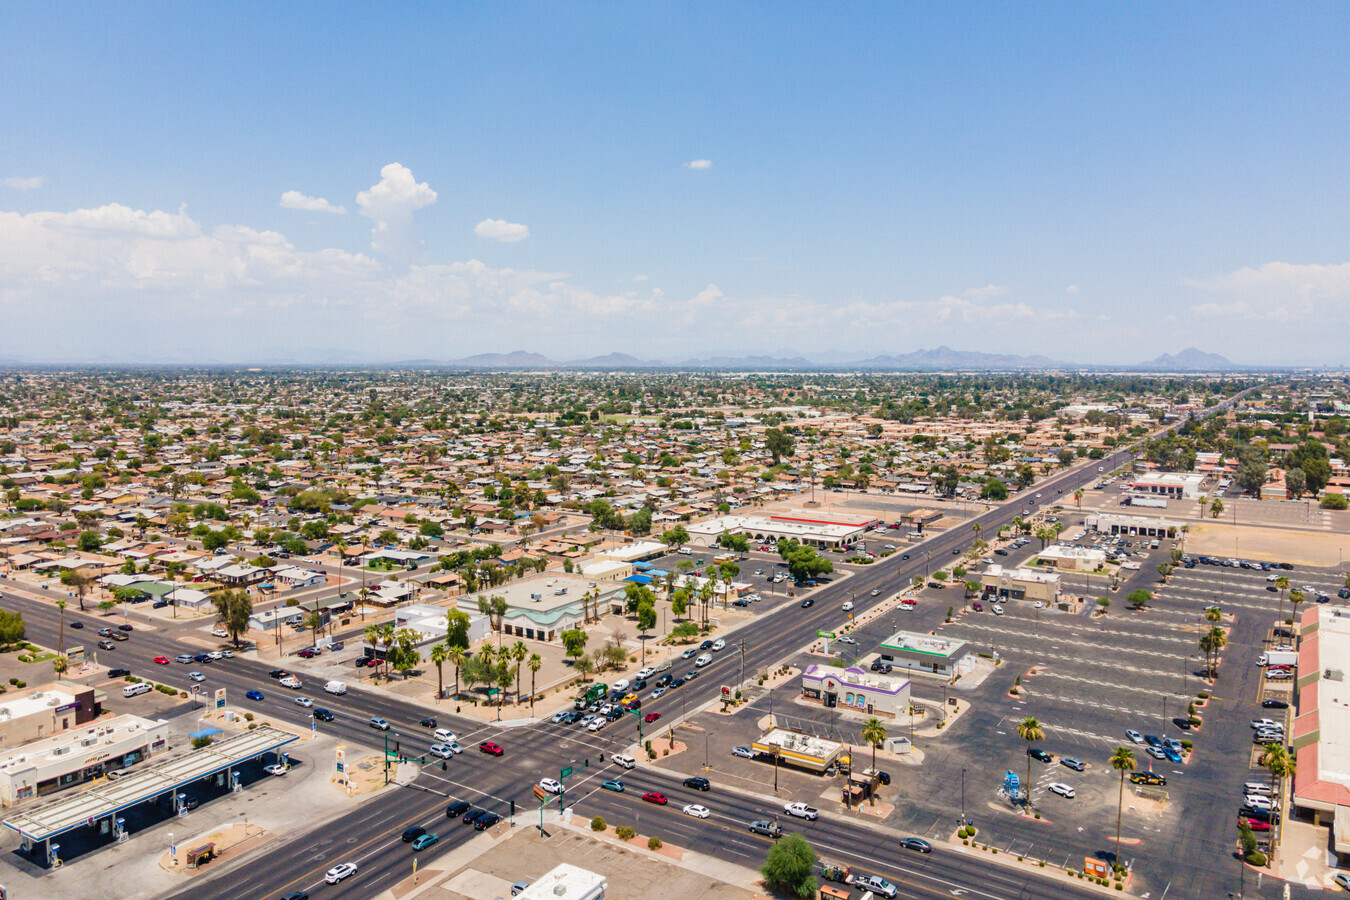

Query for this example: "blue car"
[411,833,439,851]
[601,779,625,792]
[246,690,264,701]
[1162,746,1183,763]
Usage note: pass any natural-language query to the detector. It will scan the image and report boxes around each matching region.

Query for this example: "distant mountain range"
[427,345,1241,371]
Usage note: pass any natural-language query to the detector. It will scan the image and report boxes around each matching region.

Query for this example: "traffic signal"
[441,760,447,771]
[510,800,516,817]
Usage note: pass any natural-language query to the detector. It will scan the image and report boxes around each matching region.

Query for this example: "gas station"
[2,725,297,867]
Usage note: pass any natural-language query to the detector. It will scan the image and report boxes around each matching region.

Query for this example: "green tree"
[637,602,657,635]
[445,608,471,651]
[211,589,253,648]
[1322,494,1348,510]
[1017,716,1044,809]
[660,525,690,548]
[0,609,25,648]
[77,530,102,552]
[1126,589,1152,610]
[1284,467,1307,500]
[1264,743,1295,828]
[510,640,528,703]
[981,477,1007,501]
[764,428,795,466]
[448,647,466,700]
[60,569,94,611]
[527,652,542,711]
[760,833,818,899]
[1109,747,1136,870]
[561,628,588,661]
[1209,497,1224,518]
[670,589,689,620]
[200,530,229,552]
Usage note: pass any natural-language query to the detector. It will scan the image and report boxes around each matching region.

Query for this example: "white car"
[280,676,301,689]
[870,589,880,596]
[294,696,313,708]
[992,605,1005,616]
[325,862,358,884]
[1245,795,1273,810]
[1034,600,1045,609]
[611,679,630,692]
[695,654,712,667]
[188,671,205,682]
[842,601,855,611]
[211,628,229,638]
[551,711,571,724]
[732,745,756,759]
[682,804,710,819]
[587,718,606,732]
[579,714,598,727]
[539,778,565,795]
[264,763,288,777]
[711,639,725,651]
[1125,729,1145,744]
[1048,782,1075,799]
[428,744,455,759]
[207,651,223,660]
[221,650,234,659]
[445,741,464,755]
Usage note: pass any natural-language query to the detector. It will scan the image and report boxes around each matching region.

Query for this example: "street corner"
[157,821,275,876]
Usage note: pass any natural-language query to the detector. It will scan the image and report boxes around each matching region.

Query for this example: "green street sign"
[817,631,836,639]
[560,766,574,781]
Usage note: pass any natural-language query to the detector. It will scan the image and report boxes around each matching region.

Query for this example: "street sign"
[560,765,574,781]
[816,631,836,639]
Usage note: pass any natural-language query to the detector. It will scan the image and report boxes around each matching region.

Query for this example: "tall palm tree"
[1197,495,1209,519]
[379,625,396,680]
[56,599,67,656]
[1017,717,1044,809]
[1289,590,1307,631]
[971,522,982,543]
[510,640,528,703]
[1264,743,1295,824]
[1204,606,1222,626]
[448,648,466,701]
[363,622,382,662]
[1074,488,1083,510]
[479,645,496,703]
[429,642,448,701]
[1109,747,1137,870]
[1274,576,1290,630]
[860,717,888,806]
[1205,626,1227,677]
[527,653,542,711]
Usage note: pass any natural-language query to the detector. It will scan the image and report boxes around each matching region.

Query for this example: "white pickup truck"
[783,802,818,820]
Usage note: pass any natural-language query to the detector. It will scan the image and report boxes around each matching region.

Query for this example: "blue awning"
[623,574,653,585]
[188,727,222,741]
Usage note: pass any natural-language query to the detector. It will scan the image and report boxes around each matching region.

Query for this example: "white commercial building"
[1038,545,1108,572]
[0,715,169,806]
[980,565,1061,603]
[1292,606,1350,859]
[685,512,872,550]
[1127,473,1205,500]
[515,863,606,900]
[1084,513,1180,539]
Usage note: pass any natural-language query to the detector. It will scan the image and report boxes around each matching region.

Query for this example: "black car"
[900,837,932,853]
[1241,806,1277,823]
[670,677,686,688]
[1027,748,1053,763]
[876,771,891,785]
[279,893,309,900]
[657,673,673,687]
[1262,699,1290,709]
[700,640,714,650]
[474,813,500,830]
[268,669,287,679]
[633,678,647,691]
[402,825,427,843]
[152,600,169,609]
[683,776,710,791]
[446,800,471,818]
[313,708,334,722]
[952,547,961,555]
[419,717,437,728]
[70,622,84,629]
[1172,717,1192,731]
[108,667,130,677]
[463,807,488,824]
[800,599,814,608]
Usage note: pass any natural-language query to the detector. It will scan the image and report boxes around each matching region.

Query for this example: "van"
[324,680,347,695]
[122,683,151,698]
[1244,782,1272,796]
[678,548,692,555]
[611,753,636,769]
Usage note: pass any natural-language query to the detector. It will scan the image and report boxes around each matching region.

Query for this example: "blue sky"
[1,3,1346,365]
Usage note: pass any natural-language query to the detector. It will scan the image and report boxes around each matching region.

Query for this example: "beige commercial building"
[0,683,106,751]
[980,565,1061,603]
[0,715,168,806]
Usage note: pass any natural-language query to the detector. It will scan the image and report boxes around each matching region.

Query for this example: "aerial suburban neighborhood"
[3,4,1347,900]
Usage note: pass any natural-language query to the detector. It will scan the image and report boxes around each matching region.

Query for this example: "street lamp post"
[961,768,966,824]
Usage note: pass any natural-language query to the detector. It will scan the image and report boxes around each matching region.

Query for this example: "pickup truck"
[783,802,818,820]
[847,874,898,898]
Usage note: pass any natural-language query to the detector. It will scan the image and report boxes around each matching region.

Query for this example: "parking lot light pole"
[961,768,966,823]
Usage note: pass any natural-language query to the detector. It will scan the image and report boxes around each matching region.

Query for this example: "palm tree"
[510,640,528,703]
[379,625,397,680]
[971,522,982,543]
[1074,488,1083,510]
[1109,747,1136,869]
[1204,606,1222,626]
[479,645,496,703]
[56,600,67,656]
[429,642,448,701]
[448,648,466,701]
[1289,589,1307,631]
[1274,576,1290,631]
[860,717,888,806]
[527,653,542,711]
[1197,495,1209,519]
[1205,626,1227,678]
[1264,743,1295,824]
[52,655,69,676]
[1017,716,1044,809]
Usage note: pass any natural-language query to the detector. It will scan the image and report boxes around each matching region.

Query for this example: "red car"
[644,712,661,724]
[641,791,667,805]
[154,656,170,665]
[1245,818,1270,832]
[479,741,504,756]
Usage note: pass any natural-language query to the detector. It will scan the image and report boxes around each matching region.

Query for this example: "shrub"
[590,816,606,832]
[7,678,16,686]
[1245,851,1266,866]
[1180,740,1193,751]
[648,836,662,850]
[1189,716,1202,726]
[12,681,25,689]
[616,826,636,840]
[248,722,258,730]
[1198,691,1210,699]
[963,839,969,845]
[243,712,255,721]
[191,736,214,749]
[1034,812,1041,819]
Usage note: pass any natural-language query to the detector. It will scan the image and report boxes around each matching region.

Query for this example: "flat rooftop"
[1312,611,1350,787]
[0,715,162,773]
[461,573,624,614]
[880,630,969,659]
[753,727,842,760]
[3,724,297,843]
[982,564,1061,585]
[0,686,80,724]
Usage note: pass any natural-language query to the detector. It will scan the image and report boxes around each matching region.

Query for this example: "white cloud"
[1185,261,1350,321]
[474,219,531,243]
[1066,284,1079,295]
[2,176,43,191]
[684,159,712,170]
[356,163,438,260]
[279,190,347,214]
[632,274,649,282]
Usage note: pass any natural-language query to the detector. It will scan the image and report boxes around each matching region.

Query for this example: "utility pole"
[737,638,747,694]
